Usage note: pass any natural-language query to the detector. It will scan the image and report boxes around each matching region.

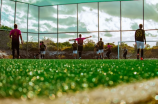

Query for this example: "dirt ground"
[0,50,118,59]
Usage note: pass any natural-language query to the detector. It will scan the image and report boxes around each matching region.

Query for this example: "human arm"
[135,31,137,45]
[69,39,76,41]
[85,36,92,39]
[20,34,23,44]
[45,45,47,51]
[144,30,146,45]
[9,31,12,38]
[103,42,104,49]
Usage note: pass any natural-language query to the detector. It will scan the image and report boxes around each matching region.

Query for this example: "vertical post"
[120,1,122,42]
[0,0,2,27]
[77,4,78,38]
[98,2,99,42]
[119,1,122,59]
[14,1,17,24]
[38,7,40,49]
[143,0,144,29]
[77,4,79,59]
[27,4,29,58]
[118,42,119,59]
[57,5,59,56]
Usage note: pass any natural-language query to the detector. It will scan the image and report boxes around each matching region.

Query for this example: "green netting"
[11,0,135,6]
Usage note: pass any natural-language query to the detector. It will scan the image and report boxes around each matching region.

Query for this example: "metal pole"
[77,4,78,38]
[38,7,40,49]
[143,0,144,29]
[120,1,122,42]
[119,1,122,59]
[77,4,79,59]
[118,42,119,59]
[0,0,2,27]
[27,4,29,58]
[57,5,59,57]
[98,2,99,42]
[14,1,17,24]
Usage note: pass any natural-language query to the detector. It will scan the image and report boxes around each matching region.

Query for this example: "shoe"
[137,54,139,59]
[141,57,143,60]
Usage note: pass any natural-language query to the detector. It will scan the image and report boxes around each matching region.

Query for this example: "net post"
[118,41,119,59]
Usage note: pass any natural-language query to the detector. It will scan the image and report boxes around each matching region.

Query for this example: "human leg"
[78,46,83,59]
[16,45,19,59]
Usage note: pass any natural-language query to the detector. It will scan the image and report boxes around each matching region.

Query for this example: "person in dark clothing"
[34,41,42,59]
[106,43,113,59]
[69,34,92,59]
[9,24,23,59]
[123,47,127,59]
[72,40,78,59]
[98,38,104,59]
[135,24,146,60]
[94,43,100,59]
[40,41,46,59]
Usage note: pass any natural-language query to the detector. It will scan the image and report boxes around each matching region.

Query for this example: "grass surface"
[0,59,158,99]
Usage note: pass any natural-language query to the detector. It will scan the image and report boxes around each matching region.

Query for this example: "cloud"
[104,32,113,37]
[2,0,158,46]
[131,23,139,30]
[58,16,77,26]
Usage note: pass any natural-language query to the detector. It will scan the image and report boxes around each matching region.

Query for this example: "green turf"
[0,59,158,99]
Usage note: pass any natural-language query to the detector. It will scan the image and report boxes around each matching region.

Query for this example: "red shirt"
[107,45,112,51]
[10,29,21,43]
[75,38,86,45]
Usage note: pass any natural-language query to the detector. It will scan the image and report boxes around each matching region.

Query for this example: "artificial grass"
[0,59,158,99]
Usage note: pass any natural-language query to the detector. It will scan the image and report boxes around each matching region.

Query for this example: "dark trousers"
[78,45,83,57]
[137,49,144,58]
[106,50,111,59]
[123,52,127,59]
[12,42,19,59]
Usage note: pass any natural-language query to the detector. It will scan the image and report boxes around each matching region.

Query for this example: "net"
[118,41,158,59]
[10,0,135,6]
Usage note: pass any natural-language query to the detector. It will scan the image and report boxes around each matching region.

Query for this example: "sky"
[1,0,158,47]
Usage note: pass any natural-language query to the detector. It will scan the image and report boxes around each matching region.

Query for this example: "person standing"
[72,40,78,59]
[135,24,146,60]
[40,41,46,59]
[69,34,92,59]
[123,47,127,59]
[106,43,113,59]
[94,43,100,59]
[98,38,104,59]
[34,41,42,59]
[9,24,23,59]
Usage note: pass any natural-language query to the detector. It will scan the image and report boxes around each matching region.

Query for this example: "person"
[9,24,23,59]
[106,43,113,59]
[135,24,146,60]
[34,41,42,59]
[94,43,100,59]
[123,47,127,59]
[69,34,92,59]
[40,41,46,59]
[98,38,104,59]
[72,40,78,59]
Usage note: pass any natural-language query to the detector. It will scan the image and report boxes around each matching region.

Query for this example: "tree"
[0,25,12,30]
[84,39,95,51]
[0,26,13,49]
[0,31,12,49]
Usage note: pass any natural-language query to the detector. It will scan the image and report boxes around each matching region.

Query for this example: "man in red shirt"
[106,43,113,59]
[69,34,92,59]
[9,24,23,59]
